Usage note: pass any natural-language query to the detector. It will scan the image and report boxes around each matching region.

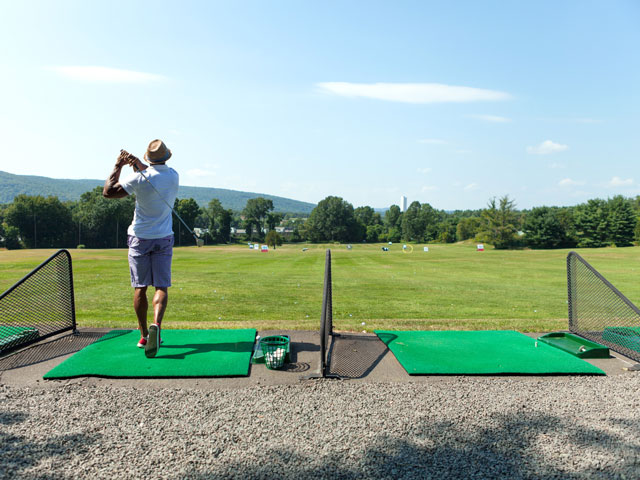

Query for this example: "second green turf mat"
[375,330,605,375]
[44,329,256,379]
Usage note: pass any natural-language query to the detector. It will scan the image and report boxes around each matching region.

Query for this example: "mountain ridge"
[0,170,316,213]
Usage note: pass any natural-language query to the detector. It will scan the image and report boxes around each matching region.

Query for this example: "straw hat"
[144,139,172,163]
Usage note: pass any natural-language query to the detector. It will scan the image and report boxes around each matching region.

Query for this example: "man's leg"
[152,287,168,327]
[134,287,149,337]
[145,288,166,359]
[145,235,173,358]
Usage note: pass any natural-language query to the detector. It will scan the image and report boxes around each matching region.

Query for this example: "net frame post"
[567,252,575,332]
[0,249,77,356]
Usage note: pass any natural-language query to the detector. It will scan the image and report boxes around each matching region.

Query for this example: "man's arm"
[103,150,147,199]
[103,155,129,199]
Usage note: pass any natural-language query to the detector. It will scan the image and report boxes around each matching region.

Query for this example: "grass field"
[1,243,640,332]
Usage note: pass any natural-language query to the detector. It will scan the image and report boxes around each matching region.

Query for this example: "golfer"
[103,139,179,358]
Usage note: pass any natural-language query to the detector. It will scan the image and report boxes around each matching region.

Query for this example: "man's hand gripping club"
[118,150,147,172]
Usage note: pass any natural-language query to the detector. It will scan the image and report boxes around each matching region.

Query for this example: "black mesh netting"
[0,250,76,355]
[319,249,333,376]
[568,251,640,362]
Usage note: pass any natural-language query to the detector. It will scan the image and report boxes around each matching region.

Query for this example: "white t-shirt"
[120,164,179,239]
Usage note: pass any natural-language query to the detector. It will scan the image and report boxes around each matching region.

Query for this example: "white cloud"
[558,178,585,187]
[463,183,478,191]
[467,114,512,123]
[417,167,432,174]
[421,185,438,192]
[527,140,569,155]
[317,82,511,104]
[48,66,167,83]
[418,138,447,145]
[607,176,634,187]
[549,162,565,169]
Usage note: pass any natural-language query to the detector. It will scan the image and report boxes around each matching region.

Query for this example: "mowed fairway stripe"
[1,244,638,332]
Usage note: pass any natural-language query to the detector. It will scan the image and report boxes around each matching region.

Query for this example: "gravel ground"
[1,376,640,479]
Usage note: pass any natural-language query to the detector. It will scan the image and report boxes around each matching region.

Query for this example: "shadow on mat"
[156,341,255,359]
[375,332,398,346]
[92,330,133,343]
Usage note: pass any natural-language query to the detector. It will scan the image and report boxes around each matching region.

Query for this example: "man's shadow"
[156,341,255,359]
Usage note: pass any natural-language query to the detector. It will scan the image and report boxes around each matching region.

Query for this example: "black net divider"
[303,249,341,379]
[567,251,640,364]
[0,249,77,357]
[320,249,335,377]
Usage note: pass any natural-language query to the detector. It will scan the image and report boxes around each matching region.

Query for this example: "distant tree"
[523,206,574,249]
[5,194,75,248]
[420,203,440,241]
[265,230,283,249]
[608,195,636,247]
[386,227,402,243]
[266,212,284,232]
[384,205,402,230]
[574,199,609,248]
[366,224,385,243]
[401,201,424,241]
[478,196,520,249]
[242,197,274,241]
[172,198,201,246]
[355,206,381,227]
[436,220,457,243]
[456,217,482,241]
[204,198,232,244]
[74,187,134,248]
[289,226,303,242]
[304,196,360,242]
[1,223,22,249]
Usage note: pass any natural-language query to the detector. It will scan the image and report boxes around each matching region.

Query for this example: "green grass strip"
[375,330,605,375]
[44,329,256,379]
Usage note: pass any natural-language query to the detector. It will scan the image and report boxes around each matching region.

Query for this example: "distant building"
[400,195,407,212]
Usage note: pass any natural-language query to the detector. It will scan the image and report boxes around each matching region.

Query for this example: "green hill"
[0,171,315,213]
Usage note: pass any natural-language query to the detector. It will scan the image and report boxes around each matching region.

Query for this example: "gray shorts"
[127,235,174,288]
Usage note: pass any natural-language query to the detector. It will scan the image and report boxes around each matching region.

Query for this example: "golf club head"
[196,238,204,248]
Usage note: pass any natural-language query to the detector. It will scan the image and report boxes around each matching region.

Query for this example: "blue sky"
[0,1,638,210]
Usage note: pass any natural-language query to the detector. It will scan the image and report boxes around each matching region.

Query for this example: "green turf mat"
[44,329,256,379]
[375,330,605,375]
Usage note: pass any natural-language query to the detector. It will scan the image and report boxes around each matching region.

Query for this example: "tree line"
[301,194,640,249]
[0,188,296,249]
[0,187,231,249]
[1,188,639,250]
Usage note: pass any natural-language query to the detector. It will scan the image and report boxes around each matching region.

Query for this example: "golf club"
[120,150,204,247]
